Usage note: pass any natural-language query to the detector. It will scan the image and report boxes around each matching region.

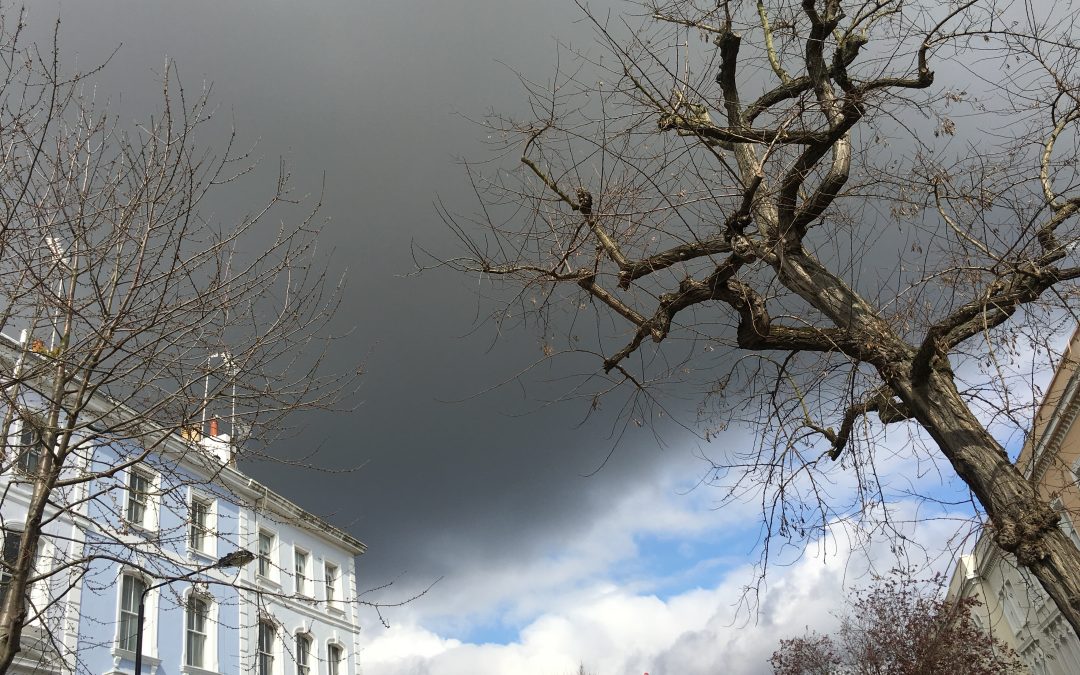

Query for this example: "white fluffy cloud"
[381,452,758,632]
[359,546,843,675]
[355,320,1072,675]
[359,496,964,675]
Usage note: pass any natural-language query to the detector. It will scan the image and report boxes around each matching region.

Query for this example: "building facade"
[0,335,365,675]
[947,328,1080,674]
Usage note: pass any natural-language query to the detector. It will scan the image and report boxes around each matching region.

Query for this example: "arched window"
[258,620,276,675]
[186,594,210,667]
[326,643,343,675]
[295,633,312,675]
[1001,579,1026,632]
[1052,498,1080,550]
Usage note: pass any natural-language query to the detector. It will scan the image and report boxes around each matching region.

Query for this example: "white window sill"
[111,646,162,667]
[124,521,158,537]
[181,665,221,675]
[256,574,281,590]
[188,548,218,564]
[11,653,61,675]
[327,605,345,617]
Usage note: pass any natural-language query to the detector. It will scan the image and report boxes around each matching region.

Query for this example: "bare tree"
[442,0,1080,638]
[770,570,1025,674]
[0,11,358,672]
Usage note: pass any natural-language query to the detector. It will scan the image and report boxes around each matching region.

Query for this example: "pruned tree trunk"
[900,369,1080,634]
[0,475,54,671]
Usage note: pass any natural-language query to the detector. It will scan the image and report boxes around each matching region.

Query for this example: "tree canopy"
[444,0,1080,637]
[770,570,1025,675]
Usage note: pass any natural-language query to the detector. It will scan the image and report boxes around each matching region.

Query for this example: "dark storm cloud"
[18,0,713,619]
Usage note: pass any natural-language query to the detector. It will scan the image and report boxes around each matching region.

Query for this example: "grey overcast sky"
[24,0,720,650]
[18,2,1060,673]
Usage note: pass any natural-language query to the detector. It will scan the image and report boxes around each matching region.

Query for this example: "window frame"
[25,536,51,626]
[326,643,343,675]
[15,420,45,475]
[258,619,276,675]
[323,562,339,607]
[117,572,151,654]
[125,468,157,531]
[0,528,21,604]
[293,547,310,596]
[1000,578,1027,632]
[188,494,216,557]
[295,632,312,675]
[185,592,210,668]
[1052,497,1080,550]
[257,529,278,581]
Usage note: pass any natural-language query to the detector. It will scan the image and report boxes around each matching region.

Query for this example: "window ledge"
[256,574,281,590]
[111,646,162,667]
[327,605,345,617]
[181,665,221,675]
[124,521,158,537]
[12,657,61,675]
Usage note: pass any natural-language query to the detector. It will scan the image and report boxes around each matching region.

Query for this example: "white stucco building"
[0,332,367,675]
[237,477,366,675]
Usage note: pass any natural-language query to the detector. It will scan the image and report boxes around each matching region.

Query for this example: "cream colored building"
[947,327,1080,674]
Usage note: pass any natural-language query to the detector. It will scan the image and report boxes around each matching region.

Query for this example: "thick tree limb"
[757,0,791,84]
[601,256,868,372]
[615,173,762,290]
[913,264,1080,383]
[716,28,742,125]
[1041,109,1080,210]
[657,118,833,146]
[616,236,733,289]
[777,105,861,243]
[578,272,654,335]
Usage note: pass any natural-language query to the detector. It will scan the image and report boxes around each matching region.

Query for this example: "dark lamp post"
[133,549,254,674]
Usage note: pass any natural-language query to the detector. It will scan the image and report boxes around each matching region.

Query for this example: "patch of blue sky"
[609,529,757,602]
[881,462,974,505]
[447,615,527,646]
[422,599,529,646]
[1001,428,1029,461]
[422,522,765,645]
